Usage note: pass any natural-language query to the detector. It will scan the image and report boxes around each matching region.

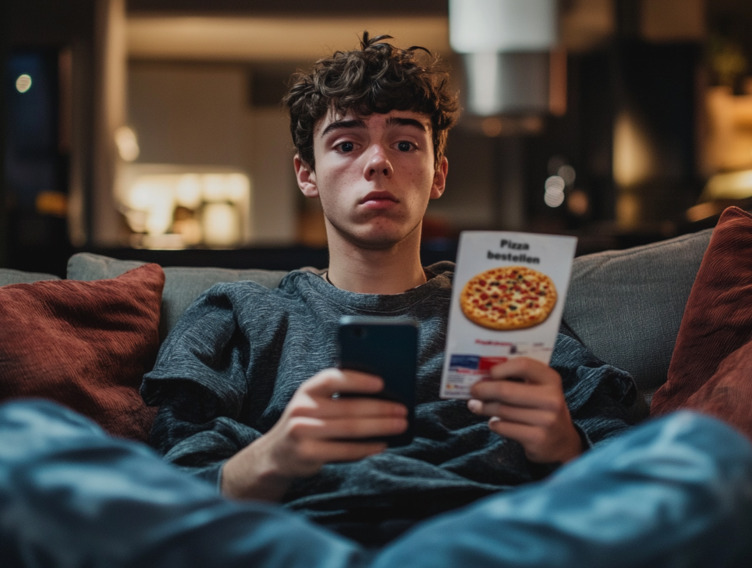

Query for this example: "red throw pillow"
[651,206,752,439]
[0,263,165,441]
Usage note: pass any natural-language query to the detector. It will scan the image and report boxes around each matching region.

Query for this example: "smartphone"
[337,316,419,447]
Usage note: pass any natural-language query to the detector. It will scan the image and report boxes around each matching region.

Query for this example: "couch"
[3,205,752,444]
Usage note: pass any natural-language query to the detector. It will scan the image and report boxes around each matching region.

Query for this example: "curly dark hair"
[284,31,460,170]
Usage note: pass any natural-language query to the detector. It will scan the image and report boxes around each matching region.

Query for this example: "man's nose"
[364,145,394,178]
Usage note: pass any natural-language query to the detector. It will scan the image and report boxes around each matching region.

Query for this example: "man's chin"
[327,218,423,251]
[348,233,403,251]
[343,230,415,252]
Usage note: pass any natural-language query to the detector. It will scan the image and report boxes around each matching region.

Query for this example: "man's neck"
[326,237,427,295]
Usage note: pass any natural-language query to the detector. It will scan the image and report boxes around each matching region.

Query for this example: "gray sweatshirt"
[142,261,643,544]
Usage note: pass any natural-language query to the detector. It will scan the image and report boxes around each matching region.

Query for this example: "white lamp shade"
[463,52,551,115]
[449,0,559,53]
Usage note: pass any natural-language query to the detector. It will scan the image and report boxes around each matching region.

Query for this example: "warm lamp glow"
[115,126,140,162]
[701,169,752,201]
[613,111,654,188]
[15,74,32,93]
[116,164,252,248]
[203,202,240,247]
[175,174,203,209]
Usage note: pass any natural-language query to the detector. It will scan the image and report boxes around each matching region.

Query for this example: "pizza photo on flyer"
[459,265,558,331]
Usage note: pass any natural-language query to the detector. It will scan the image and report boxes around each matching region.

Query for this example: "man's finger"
[304,368,384,397]
[487,357,560,385]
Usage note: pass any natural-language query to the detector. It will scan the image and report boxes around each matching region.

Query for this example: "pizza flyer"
[440,231,577,399]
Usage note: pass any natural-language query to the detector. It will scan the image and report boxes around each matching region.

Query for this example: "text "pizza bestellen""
[486,239,540,264]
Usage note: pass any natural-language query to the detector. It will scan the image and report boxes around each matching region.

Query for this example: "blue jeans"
[1,399,751,568]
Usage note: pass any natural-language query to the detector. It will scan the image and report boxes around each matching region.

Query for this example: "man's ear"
[430,157,449,200]
[294,155,318,198]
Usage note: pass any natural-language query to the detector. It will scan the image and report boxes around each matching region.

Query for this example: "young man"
[1,33,751,568]
[140,33,642,543]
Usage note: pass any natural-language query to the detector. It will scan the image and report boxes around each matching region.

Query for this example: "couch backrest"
[66,253,288,339]
[563,228,711,397]
[0,268,61,285]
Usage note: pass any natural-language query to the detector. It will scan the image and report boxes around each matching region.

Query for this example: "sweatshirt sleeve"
[140,285,261,488]
[552,332,649,448]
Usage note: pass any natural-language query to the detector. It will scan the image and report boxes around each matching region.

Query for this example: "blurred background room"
[3,0,752,276]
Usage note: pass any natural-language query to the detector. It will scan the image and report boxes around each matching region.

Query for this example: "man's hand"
[467,357,583,464]
[221,368,408,501]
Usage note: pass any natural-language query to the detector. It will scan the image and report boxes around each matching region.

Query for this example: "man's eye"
[397,141,416,152]
[336,141,355,152]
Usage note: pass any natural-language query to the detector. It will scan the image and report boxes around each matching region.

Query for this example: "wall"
[126,62,298,244]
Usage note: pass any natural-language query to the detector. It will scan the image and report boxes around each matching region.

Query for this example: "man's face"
[295,109,447,251]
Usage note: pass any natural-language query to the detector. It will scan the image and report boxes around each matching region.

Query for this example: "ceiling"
[126,15,451,63]
[125,0,451,63]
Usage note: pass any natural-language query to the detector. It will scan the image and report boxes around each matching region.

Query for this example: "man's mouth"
[361,191,398,205]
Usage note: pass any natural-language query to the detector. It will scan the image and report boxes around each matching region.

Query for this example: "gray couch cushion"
[563,228,712,396]
[67,253,288,337]
[0,269,60,286]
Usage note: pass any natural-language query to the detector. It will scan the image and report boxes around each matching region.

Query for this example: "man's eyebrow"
[320,119,366,137]
[319,116,429,138]
[386,116,429,131]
